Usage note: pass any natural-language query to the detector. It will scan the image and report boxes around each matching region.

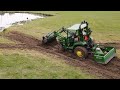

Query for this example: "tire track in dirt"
[39,40,120,78]
[2,31,120,79]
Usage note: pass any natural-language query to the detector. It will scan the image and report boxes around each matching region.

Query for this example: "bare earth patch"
[1,31,120,79]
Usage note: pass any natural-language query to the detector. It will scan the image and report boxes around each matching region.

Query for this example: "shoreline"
[0,11,54,17]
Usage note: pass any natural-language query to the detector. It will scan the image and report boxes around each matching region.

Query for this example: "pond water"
[0,13,44,32]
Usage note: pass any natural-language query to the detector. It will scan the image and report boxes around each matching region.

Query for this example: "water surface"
[0,13,44,31]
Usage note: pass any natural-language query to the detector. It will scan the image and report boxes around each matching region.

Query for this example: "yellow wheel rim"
[76,51,83,57]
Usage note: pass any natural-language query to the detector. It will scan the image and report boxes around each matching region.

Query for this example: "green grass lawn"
[0,11,120,79]
[0,49,96,79]
[6,11,120,43]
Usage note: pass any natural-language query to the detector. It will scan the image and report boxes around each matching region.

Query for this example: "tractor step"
[93,47,116,64]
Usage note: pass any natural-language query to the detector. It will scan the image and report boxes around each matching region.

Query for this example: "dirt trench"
[1,31,120,79]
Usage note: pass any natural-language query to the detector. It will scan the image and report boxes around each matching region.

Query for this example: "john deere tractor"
[42,21,116,64]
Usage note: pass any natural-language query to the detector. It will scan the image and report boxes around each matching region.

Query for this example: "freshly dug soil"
[1,31,120,79]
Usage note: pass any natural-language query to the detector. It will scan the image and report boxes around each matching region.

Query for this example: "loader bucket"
[42,32,57,44]
[93,47,116,64]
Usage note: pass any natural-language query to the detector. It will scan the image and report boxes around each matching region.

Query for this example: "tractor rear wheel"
[74,46,88,59]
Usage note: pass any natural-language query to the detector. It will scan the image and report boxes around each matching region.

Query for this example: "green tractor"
[42,21,116,64]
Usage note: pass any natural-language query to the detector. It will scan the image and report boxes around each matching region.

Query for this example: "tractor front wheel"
[74,46,88,59]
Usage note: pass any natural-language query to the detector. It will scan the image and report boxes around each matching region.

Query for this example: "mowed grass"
[0,11,120,79]
[7,11,120,43]
[0,49,96,79]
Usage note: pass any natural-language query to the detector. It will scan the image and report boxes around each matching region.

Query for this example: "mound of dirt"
[6,31,40,46]
[1,31,120,79]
